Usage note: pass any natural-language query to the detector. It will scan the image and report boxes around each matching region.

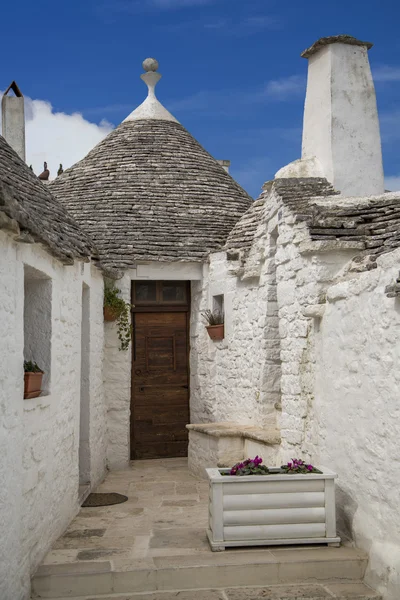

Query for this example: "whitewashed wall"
[104,263,203,469]
[190,188,400,599]
[313,248,400,600]
[104,272,132,469]
[0,230,106,600]
[190,203,282,430]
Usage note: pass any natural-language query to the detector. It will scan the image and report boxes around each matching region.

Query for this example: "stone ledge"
[299,240,365,255]
[186,422,281,446]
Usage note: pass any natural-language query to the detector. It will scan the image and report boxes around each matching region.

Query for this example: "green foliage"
[104,285,132,351]
[202,309,224,326]
[24,360,43,373]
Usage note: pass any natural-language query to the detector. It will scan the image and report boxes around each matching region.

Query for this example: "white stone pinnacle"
[123,57,179,123]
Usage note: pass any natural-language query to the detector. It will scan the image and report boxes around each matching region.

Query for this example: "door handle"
[181,385,189,389]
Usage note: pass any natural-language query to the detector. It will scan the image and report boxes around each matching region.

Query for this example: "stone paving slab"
[33,459,378,600]
[34,581,381,600]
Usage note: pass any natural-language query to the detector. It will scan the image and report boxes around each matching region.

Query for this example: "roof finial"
[123,57,179,124]
[143,58,159,72]
[141,58,161,100]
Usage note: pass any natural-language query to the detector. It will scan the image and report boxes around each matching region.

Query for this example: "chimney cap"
[301,35,373,59]
[3,80,23,98]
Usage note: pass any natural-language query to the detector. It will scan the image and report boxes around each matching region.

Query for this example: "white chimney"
[1,81,26,162]
[301,35,384,197]
[217,160,230,173]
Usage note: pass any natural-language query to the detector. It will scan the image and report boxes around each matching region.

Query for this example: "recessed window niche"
[212,294,224,317]
[24,265,52,395]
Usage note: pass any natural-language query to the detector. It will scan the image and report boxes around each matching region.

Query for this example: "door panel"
[131,311,189,459]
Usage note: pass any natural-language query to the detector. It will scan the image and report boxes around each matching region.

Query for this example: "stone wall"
[190,187,400,599]
[189,199,283,432]
[313,248,400,600]
[0,231,106,600]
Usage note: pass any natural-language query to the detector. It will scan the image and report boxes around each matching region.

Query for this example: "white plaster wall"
[104,272,132,469]
[0,231,106,600]
[313,248,400,600]
[190,206,282,430]
[0,231,26,600]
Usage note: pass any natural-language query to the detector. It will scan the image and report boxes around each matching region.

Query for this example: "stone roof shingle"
[0,135,93,264]
[225,177,400,270]
[49,119,253,273]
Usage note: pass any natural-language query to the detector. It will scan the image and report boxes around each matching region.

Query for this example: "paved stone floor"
[43,458,210,566]
[36,459,379,599]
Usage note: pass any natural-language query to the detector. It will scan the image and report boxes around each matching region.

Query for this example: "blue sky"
[2,0,400,197]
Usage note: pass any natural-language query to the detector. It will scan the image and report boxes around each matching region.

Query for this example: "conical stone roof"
[0,135,93,264]
[50,59,253,274]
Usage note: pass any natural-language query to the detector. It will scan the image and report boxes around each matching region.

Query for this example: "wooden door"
[131,311,189,459]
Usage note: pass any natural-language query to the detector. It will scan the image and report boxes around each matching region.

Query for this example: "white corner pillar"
[301,35,384,197]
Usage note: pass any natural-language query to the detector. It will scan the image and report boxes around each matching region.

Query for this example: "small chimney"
[217,160,230,174]
[301,35,384,197]
[1,81,26,162]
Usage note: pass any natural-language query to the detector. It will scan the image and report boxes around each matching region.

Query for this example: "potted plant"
[24,361,44,399]
[206,457,340,551]
[104,284,132,351]
[202,309,224,341]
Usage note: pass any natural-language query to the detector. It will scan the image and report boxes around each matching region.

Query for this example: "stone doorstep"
[32,581,382,600]
[31,547,369,598]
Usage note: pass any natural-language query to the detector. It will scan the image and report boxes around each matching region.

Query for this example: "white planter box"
[206,467,341,551]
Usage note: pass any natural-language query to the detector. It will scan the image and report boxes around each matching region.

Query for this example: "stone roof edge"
[0,178,102,268]
[301,35,373,59]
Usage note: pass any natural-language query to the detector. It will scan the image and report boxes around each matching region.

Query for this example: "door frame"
[130,281,191,459]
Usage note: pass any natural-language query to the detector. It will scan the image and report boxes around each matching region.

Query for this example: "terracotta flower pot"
[24,372,43,399]
[104,305,120,321]
[206,324,224,341]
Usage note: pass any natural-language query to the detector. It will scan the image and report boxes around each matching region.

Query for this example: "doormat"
[82,493,128,507]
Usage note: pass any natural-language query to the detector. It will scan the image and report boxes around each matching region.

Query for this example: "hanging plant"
[202,309,224,341]
[104,285,132,351]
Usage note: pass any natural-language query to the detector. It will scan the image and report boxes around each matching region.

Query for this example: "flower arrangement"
[104,284,132,351]
[281,458,322,474]
[224,456,322,476]
[227,456,270,476]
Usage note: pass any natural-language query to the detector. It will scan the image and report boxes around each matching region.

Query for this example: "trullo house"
[0,35,399,600]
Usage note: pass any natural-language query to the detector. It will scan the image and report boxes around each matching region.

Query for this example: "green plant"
[202,309,224,326]
[24,361,43,373]
[104,285,132,351]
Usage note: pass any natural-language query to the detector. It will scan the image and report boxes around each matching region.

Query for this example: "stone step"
[32,581,382,600]
[31,547,373,599]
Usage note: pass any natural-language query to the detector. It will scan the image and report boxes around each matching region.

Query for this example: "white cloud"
[373,65,400,82]
[379,110,400,143]
[264,75,305,98]
[168,75,305,115]
[1,94,114,179]
[385,176,400,192]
